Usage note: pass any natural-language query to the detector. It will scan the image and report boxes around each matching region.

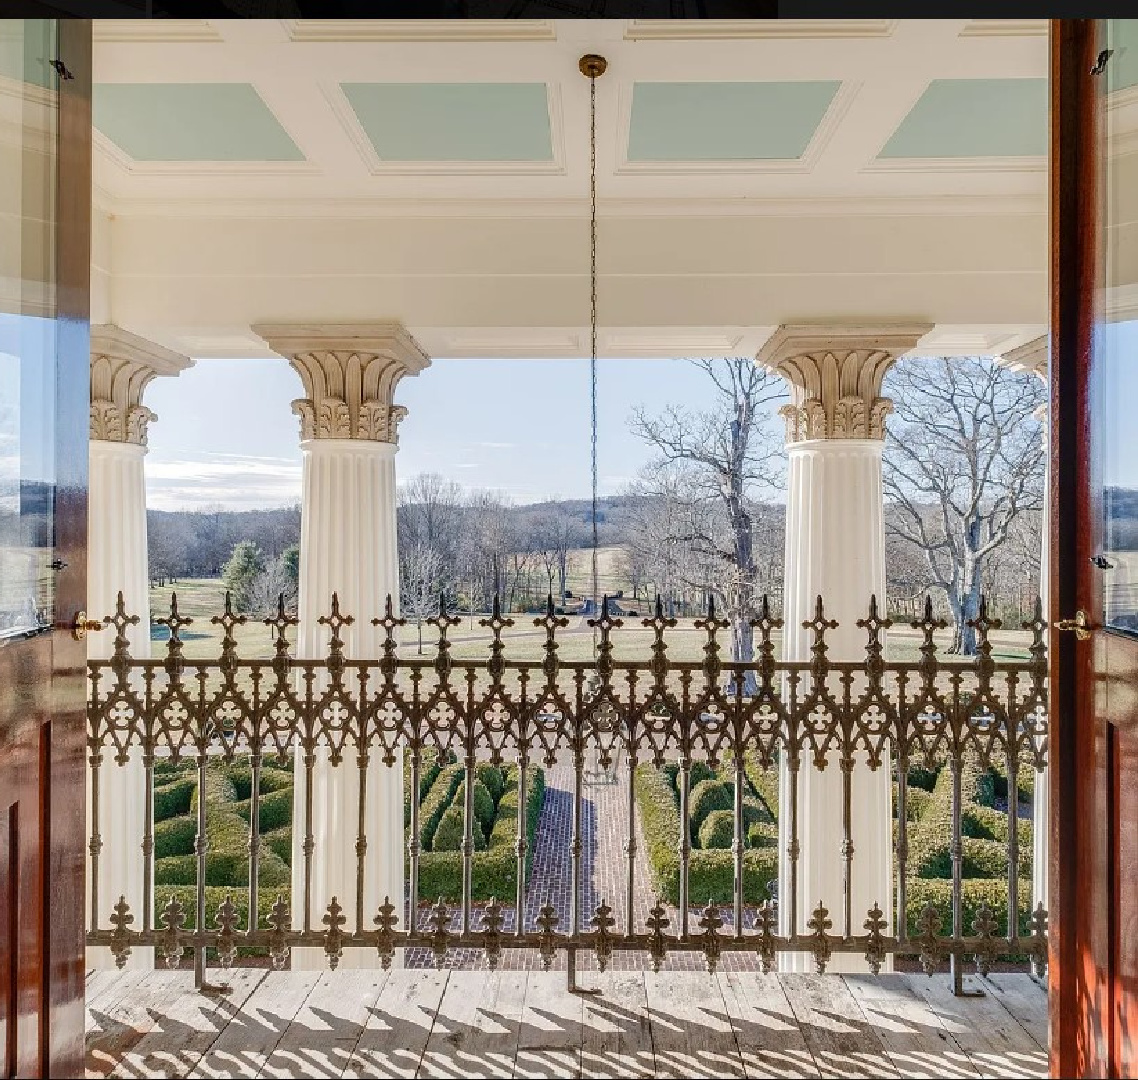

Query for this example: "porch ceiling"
[87,19,1059,361]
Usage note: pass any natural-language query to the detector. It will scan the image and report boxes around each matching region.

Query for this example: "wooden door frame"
[1048,17,1114,1078]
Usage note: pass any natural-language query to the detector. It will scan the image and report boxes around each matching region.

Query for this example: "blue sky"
[144,356,783,511]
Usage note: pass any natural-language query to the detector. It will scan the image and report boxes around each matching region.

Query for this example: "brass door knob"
[72,611,104,640]
[1053,610,1091,640]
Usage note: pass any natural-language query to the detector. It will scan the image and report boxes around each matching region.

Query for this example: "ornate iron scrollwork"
[84,589,1047,983]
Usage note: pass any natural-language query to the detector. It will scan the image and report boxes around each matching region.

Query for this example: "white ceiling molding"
[89,193,1047,221]
[177,334,280,357]
[601,330,745,355]
[613,80,861,177]
[283,20,557,43]
[1107,85,1138,148]
[1110,130,1138,159]
[434,331,584,358]
[92,128,321,179]
[863,155,1046,175]
[1105,283,1138,322]
[958,20,1049,37]
[1108,85,1138,112]
[93,20,224,44]
[0,78,55,150]
[317,80,567,178]
[918,326,1043,355]
[624,20,897,41]
[0,73,55,111]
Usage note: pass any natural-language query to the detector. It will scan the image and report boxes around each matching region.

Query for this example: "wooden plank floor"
[85,968,1048,1080]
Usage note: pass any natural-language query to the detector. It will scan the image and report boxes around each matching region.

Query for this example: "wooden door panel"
[0,642,49,1080]
[1052,18,1138,1078]
[1113,725,1138,1076]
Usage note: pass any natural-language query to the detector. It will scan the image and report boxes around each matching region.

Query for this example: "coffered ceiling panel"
[340,82,553,162]
[93,83,305,162]
[878,78,1047,159]
[627,81,841,161]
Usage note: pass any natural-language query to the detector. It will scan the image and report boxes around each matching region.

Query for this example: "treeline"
[148,505,301,583]
[146,477,1043,625]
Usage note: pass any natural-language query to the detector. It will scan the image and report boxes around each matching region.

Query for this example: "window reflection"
[1100,19,1138,635]
[0,19,58,639]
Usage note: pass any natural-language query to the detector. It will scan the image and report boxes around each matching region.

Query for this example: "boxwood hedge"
[635,764,777,906]
[153,759,298,898]
[636,746,1036,947]
[415,764,545,903]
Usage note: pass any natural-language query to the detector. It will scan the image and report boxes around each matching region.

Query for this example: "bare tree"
[615,543,648,602]
[397,473,465,569]
[399,542,446,655]
[882,356,1045,654]
[629,358,785,667]
[624,464,719,618]
[530,506,587,608]
[456,489,512,610]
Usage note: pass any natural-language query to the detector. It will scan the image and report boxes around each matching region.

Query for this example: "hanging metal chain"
[581,56,606,625]
[590,72,599,622]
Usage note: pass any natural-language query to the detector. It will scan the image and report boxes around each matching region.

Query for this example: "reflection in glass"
[0,19,58,638]
[1100,20,1138,634]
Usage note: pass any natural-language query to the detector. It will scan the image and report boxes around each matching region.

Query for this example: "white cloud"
[145,450,300,511]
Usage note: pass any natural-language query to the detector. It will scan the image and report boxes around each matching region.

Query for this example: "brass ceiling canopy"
[578,54,608,79]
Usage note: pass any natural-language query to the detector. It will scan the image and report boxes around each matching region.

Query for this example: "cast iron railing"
[85,590,1049,994]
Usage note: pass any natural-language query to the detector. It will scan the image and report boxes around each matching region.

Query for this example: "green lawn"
[143,578,1033,664]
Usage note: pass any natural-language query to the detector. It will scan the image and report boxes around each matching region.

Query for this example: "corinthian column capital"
[90,325,193,446]
[253,323,430,445]
[756,323,932,443]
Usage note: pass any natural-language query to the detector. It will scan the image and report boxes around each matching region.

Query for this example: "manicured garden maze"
[151,756,295,946]
[635,749,1036,948]
[903,754,1036,942]
[138,747,546,952]
[634,755,780,907]
[403,752,545,903]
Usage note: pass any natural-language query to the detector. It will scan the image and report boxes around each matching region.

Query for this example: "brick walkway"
[405,758,770,972]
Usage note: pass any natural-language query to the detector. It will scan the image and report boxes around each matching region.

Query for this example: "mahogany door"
[1050,18,1138,1079]
[0,18,91,1079]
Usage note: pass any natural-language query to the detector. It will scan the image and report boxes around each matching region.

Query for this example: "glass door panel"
[1100,19,1138,634]
[0,18,58,640]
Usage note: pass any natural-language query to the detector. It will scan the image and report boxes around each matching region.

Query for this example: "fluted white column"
[255,322,429,970]
[292,440,401,967]
[758,322,931,972]
[779,441,892,971]
[86,326,191,969]
[1002,336,1049,919]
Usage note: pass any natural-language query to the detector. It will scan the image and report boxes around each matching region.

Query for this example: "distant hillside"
[145,496,648,580]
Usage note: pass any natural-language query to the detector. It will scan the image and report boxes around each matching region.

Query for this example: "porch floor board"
[84,969,1048,1080]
